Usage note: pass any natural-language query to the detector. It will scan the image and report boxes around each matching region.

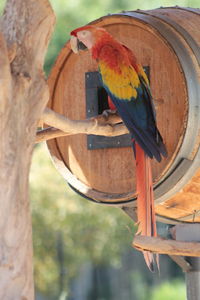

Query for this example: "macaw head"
[70,25,108,53]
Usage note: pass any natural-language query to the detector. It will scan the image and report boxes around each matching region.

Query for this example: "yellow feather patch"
[99,61,140,100]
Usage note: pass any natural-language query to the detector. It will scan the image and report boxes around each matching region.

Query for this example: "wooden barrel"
[47,7,200,224]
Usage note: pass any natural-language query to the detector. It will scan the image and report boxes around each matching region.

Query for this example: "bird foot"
[102,109,117,120]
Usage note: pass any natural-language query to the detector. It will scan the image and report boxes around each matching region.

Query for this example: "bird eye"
[81,31,87,36]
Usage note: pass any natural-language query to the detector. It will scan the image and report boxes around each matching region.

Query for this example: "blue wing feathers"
[102,77,167,162]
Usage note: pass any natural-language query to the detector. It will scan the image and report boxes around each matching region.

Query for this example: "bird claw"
[102,109,117,119]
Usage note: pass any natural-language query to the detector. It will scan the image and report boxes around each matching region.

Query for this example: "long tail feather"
[135,142,158,272]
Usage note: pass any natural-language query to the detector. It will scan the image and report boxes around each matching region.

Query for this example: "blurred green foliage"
[30,144,135,298]
[150,280,186,300]
[0,0,6,13]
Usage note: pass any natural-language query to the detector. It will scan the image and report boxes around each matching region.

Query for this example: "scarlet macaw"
[70,25,167,271]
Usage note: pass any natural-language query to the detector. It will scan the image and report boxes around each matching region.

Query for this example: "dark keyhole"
[97,87,110,114]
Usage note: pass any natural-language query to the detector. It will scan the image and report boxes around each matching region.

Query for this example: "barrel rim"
[137,7,200,65]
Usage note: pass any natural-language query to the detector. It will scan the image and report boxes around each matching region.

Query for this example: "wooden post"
[0,0,55,299]
[185,257,200,300]
[175,224,200,300]
[133,224,200,300]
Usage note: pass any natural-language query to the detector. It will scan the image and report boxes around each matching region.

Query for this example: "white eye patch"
[81,31,87,36]
[76,30,94,49]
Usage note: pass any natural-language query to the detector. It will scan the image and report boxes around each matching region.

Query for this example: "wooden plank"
[156,168,200,222]
[133,236,200,256]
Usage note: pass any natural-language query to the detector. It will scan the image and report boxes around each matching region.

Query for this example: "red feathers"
[135,143,158,271]
[70,25,94,37]
[108,96,116,111]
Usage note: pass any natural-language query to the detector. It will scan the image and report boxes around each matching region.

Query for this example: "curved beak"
[70,36,79,53]
[70,36,88,53]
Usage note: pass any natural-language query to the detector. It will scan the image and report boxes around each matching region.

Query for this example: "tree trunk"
[0,0,55,299]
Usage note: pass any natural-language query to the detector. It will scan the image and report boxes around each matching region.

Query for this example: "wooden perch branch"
[133,236,200,257]
[36,127,69,143]
[36,107,128,143]
[36,84,164,144]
